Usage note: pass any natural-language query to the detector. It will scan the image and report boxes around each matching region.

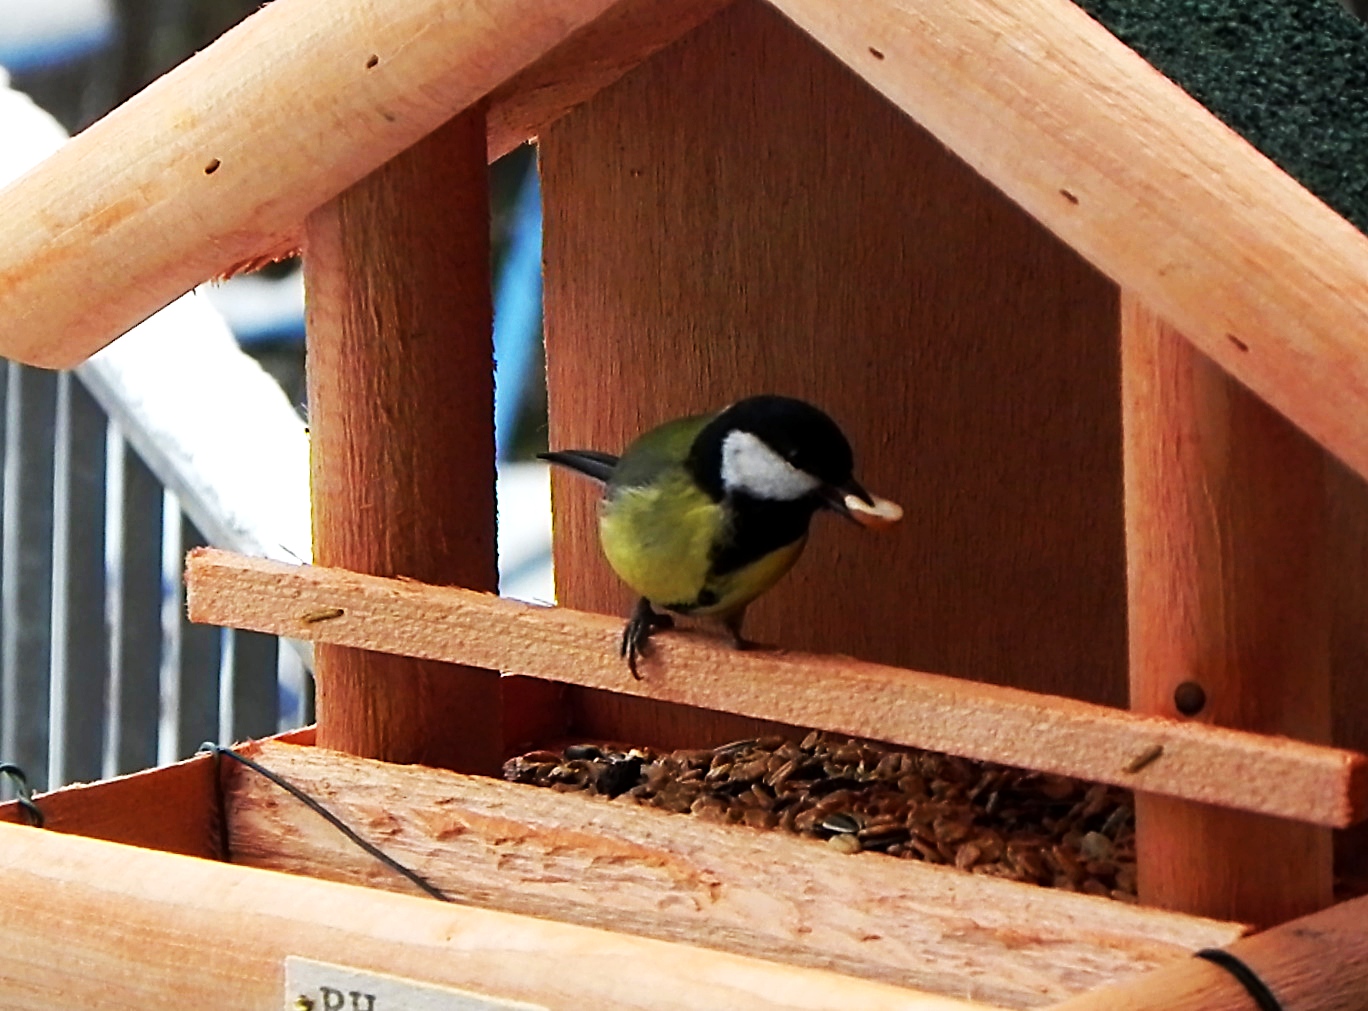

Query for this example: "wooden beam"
[1049,893,1368,1011]
[485,0,735,160]
[1123,296,1332,926]
[303,111,502,773]
[0,821,991,1011]
[226,740,1244,1007]
[184,548,1368,827]
[0,0,718,368]
[768,0,1368,482]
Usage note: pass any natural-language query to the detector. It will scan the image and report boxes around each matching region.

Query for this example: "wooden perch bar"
[0,820,985,1011]
[770,0,1368,482]
[185,549,1368,827]
[0,0,727,368]
[226,740,1244,1008]
[1048,892,1368,1010]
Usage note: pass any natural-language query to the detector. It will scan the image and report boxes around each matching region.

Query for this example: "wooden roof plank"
[769,0,1368,479]
[184,548,1368,828]
[0,0,724,368]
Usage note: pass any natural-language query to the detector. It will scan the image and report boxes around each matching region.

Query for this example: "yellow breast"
[598,474,722,609]
[598,473,809,617]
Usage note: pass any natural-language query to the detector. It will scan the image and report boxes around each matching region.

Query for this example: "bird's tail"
[538,449,619,484]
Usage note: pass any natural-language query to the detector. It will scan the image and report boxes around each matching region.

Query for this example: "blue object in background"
[0,0,115,74]
[492,164,544,460]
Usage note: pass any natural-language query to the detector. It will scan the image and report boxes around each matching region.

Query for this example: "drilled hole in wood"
[868,46,885,60]
[365,54,380,69]
[1174,681,1207,717]
[1059,188,1079,205]
[1227,333,1250,352]
[204,158,221,175]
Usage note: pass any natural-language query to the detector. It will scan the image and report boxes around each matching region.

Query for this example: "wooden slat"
[1050,893,1368,1011]
[185,549,1368,827]
[0,0,730,369]
[768,0,1368,482]
[227,740,1243,1008]
[0,820,994,1011]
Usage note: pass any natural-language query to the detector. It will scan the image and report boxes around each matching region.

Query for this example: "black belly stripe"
[709,496,818,577]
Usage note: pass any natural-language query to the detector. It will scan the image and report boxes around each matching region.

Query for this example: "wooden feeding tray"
[3,0,1368,1006]
[0,545,1359,1006]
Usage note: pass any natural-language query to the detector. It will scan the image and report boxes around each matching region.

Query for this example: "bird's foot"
[621,598,674,678]
[723,610,752,651]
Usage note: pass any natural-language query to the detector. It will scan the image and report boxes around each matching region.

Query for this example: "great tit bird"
[540,395,902,677]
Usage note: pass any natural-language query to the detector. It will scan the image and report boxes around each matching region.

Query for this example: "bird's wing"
[538,449,619,484]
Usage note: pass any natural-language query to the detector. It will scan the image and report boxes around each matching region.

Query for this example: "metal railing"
[0,298,315,792]
[0,67,552,793]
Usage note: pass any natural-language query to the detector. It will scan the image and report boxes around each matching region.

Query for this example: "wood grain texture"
[770,0,1368,484]
[485,0,734,160]
[225,740,1244,1008]
[0,0,646,368]
[539,0,1125,753]
[1123,296,1333,927]
[303,111,504,773]
[0,821,983,1011]
[184,549,1368,827]
[1049,893,1368,1011]
[0,752,220,858]
[0,727,314,857]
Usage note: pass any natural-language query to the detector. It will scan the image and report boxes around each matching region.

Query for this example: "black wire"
[0,763,44,828]
[1195,948,1284,1011]
[198,742,455,903]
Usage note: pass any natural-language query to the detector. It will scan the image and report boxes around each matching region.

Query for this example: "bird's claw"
[621,598,673,678]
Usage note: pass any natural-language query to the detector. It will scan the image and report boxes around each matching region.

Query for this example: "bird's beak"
[820,479,904,529]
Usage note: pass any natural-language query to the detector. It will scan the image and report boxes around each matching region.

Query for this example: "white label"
[285,957,547,1011]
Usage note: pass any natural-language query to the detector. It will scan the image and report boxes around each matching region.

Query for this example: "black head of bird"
[540,394,902,676]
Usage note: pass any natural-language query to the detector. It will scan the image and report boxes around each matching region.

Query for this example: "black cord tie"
[1195,948,1284,1011]
[198,742,455,903]
[0,763,44,828]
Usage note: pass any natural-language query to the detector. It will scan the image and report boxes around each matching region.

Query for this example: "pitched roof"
[2,0,1368,476]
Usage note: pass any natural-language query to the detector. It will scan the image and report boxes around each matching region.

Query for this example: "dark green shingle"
[1073,0,1368,233]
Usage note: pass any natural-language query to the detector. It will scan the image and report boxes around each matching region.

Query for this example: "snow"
[0,72,554,603]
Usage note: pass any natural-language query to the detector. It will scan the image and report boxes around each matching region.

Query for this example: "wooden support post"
[1123,293,1332,927]
[303,110,501,773]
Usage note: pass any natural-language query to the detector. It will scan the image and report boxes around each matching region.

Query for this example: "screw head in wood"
[1173,680,1207,717]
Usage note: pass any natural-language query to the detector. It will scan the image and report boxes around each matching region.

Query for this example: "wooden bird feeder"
[1,0,1368,1007]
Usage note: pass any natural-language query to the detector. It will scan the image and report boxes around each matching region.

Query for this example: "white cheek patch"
[720,430,822,500]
